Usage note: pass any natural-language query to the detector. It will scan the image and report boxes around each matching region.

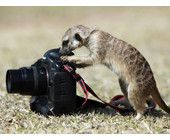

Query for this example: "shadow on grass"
[74,96,169,118]
[146,109,170,118]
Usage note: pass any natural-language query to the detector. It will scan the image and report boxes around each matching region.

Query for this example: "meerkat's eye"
[75,33,82,41]
[62,40,69,46]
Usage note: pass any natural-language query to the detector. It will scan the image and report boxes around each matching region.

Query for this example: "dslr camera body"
[6,48,76,116]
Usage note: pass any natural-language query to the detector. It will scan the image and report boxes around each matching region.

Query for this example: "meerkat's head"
[59,25,96,55]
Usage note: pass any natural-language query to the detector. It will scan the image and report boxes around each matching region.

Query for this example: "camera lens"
[6,67,47,95]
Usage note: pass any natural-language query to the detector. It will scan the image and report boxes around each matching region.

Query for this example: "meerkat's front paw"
[60,56,69,63]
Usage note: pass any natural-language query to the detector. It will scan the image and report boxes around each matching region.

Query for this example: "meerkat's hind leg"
[128,84,146,120]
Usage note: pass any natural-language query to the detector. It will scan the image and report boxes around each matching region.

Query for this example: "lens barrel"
[6,67,47,95]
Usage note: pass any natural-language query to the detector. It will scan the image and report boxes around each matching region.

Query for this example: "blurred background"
[0,7,170,101]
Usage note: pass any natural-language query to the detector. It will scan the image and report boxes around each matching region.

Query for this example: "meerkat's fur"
[60,25,170,119]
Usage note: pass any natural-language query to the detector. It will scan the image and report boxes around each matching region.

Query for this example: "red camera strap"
[63,64,88,105]
[63,64,124,111]
[63,64,157,112]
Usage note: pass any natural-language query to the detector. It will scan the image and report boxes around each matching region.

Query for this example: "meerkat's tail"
[151,87,170,113]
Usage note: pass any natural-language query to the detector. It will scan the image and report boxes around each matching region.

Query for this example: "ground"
[0,7,170,134]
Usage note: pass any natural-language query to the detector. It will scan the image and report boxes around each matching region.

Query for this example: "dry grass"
[0,7,170,134]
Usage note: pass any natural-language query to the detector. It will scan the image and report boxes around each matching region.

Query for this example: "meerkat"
[59,25,170,119]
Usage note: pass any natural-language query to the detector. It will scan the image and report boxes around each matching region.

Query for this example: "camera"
[6,48,77,116]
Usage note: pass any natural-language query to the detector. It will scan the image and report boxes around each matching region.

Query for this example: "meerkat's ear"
[89,26,96,33]
[78,26,97,40]
[75,33,82,42]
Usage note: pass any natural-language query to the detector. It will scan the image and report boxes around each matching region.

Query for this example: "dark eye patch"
[75,33,82,41]
[62,40,69,46]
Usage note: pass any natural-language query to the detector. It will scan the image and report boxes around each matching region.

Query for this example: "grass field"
[0,7,170,134]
